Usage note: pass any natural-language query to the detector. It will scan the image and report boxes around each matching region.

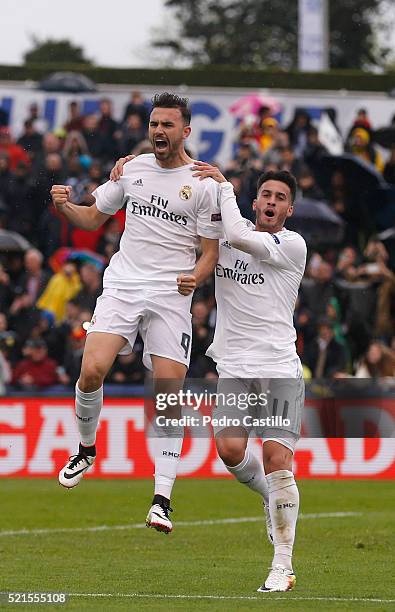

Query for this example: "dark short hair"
[257,170,297,203]
[151,92,191,125]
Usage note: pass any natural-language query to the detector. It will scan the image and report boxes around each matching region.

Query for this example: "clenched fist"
[177,273,196,296]
[51,185,71,211]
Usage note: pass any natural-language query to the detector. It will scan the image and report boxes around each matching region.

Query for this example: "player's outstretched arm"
[50,185,111,231]
[192,162,270,259]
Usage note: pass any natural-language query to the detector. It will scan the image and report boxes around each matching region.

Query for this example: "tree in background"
[153,0,394,70]
[24,37,93,65]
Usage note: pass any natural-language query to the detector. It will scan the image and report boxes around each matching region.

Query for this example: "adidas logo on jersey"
[133,178,143,186]
[221,240,232,249]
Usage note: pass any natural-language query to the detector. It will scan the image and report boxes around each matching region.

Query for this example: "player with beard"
[191,162,306,593]
[51,93,221,533]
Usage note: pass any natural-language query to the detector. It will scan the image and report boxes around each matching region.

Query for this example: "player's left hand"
[191,161,227,183]
[110,155,136,181]
[177,273,196,296]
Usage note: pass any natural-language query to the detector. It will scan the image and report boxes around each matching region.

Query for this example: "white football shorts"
[86,287,192,370]
[213,358,304,452]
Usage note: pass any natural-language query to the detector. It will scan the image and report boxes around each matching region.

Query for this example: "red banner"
[0,398,394,478]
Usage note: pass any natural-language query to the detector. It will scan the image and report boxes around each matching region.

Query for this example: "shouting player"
[51,93,221,534]
[192,162,306,593]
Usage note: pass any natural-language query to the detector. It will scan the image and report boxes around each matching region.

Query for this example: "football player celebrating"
[192,161,306,593]
[51,93,221,534]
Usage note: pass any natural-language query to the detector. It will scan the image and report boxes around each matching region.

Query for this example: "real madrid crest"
[179,185,192,200]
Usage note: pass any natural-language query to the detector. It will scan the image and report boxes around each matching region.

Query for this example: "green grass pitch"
[1,479,394,611]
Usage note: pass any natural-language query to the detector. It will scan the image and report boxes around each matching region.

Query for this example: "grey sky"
[0,0,166,67]
[1,1,394,70]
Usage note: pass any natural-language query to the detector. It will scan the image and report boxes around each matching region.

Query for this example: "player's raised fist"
[51,185,71,210]
[110,155,136,181]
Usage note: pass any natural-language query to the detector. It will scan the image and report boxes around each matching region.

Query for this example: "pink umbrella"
[229,94,282,118]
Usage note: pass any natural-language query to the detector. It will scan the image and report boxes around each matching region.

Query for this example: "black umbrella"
[0,230,31,252]
[286,198,344,246]
[373,127,395,149]
[38,72,97,93]
[315,153,386,195]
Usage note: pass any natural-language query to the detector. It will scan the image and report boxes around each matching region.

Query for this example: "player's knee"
[79,361,106,391]
[263,449,292,474]
[216,438,246,467]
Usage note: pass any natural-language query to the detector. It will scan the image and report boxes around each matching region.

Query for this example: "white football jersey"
[92,154,222,289]
[207,183,306,367]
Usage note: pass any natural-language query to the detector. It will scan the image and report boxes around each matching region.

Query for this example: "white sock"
[225,450,269,505]
[75,382,103,447]
[153,429,183,500]
[267,469,299,571]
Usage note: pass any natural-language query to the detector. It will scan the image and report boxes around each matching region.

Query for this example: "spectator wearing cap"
[346,108,372,141]
[346,128,384,173]
[11,338,59,388]
[0,127,30,171]
[303,317,348,378]
[257,117,280,154]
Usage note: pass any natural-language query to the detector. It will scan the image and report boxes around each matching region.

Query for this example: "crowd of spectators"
[0,92,395,392]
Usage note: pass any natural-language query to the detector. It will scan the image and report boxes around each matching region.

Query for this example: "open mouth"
[155,138,168,151]
[265,209,275,218]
